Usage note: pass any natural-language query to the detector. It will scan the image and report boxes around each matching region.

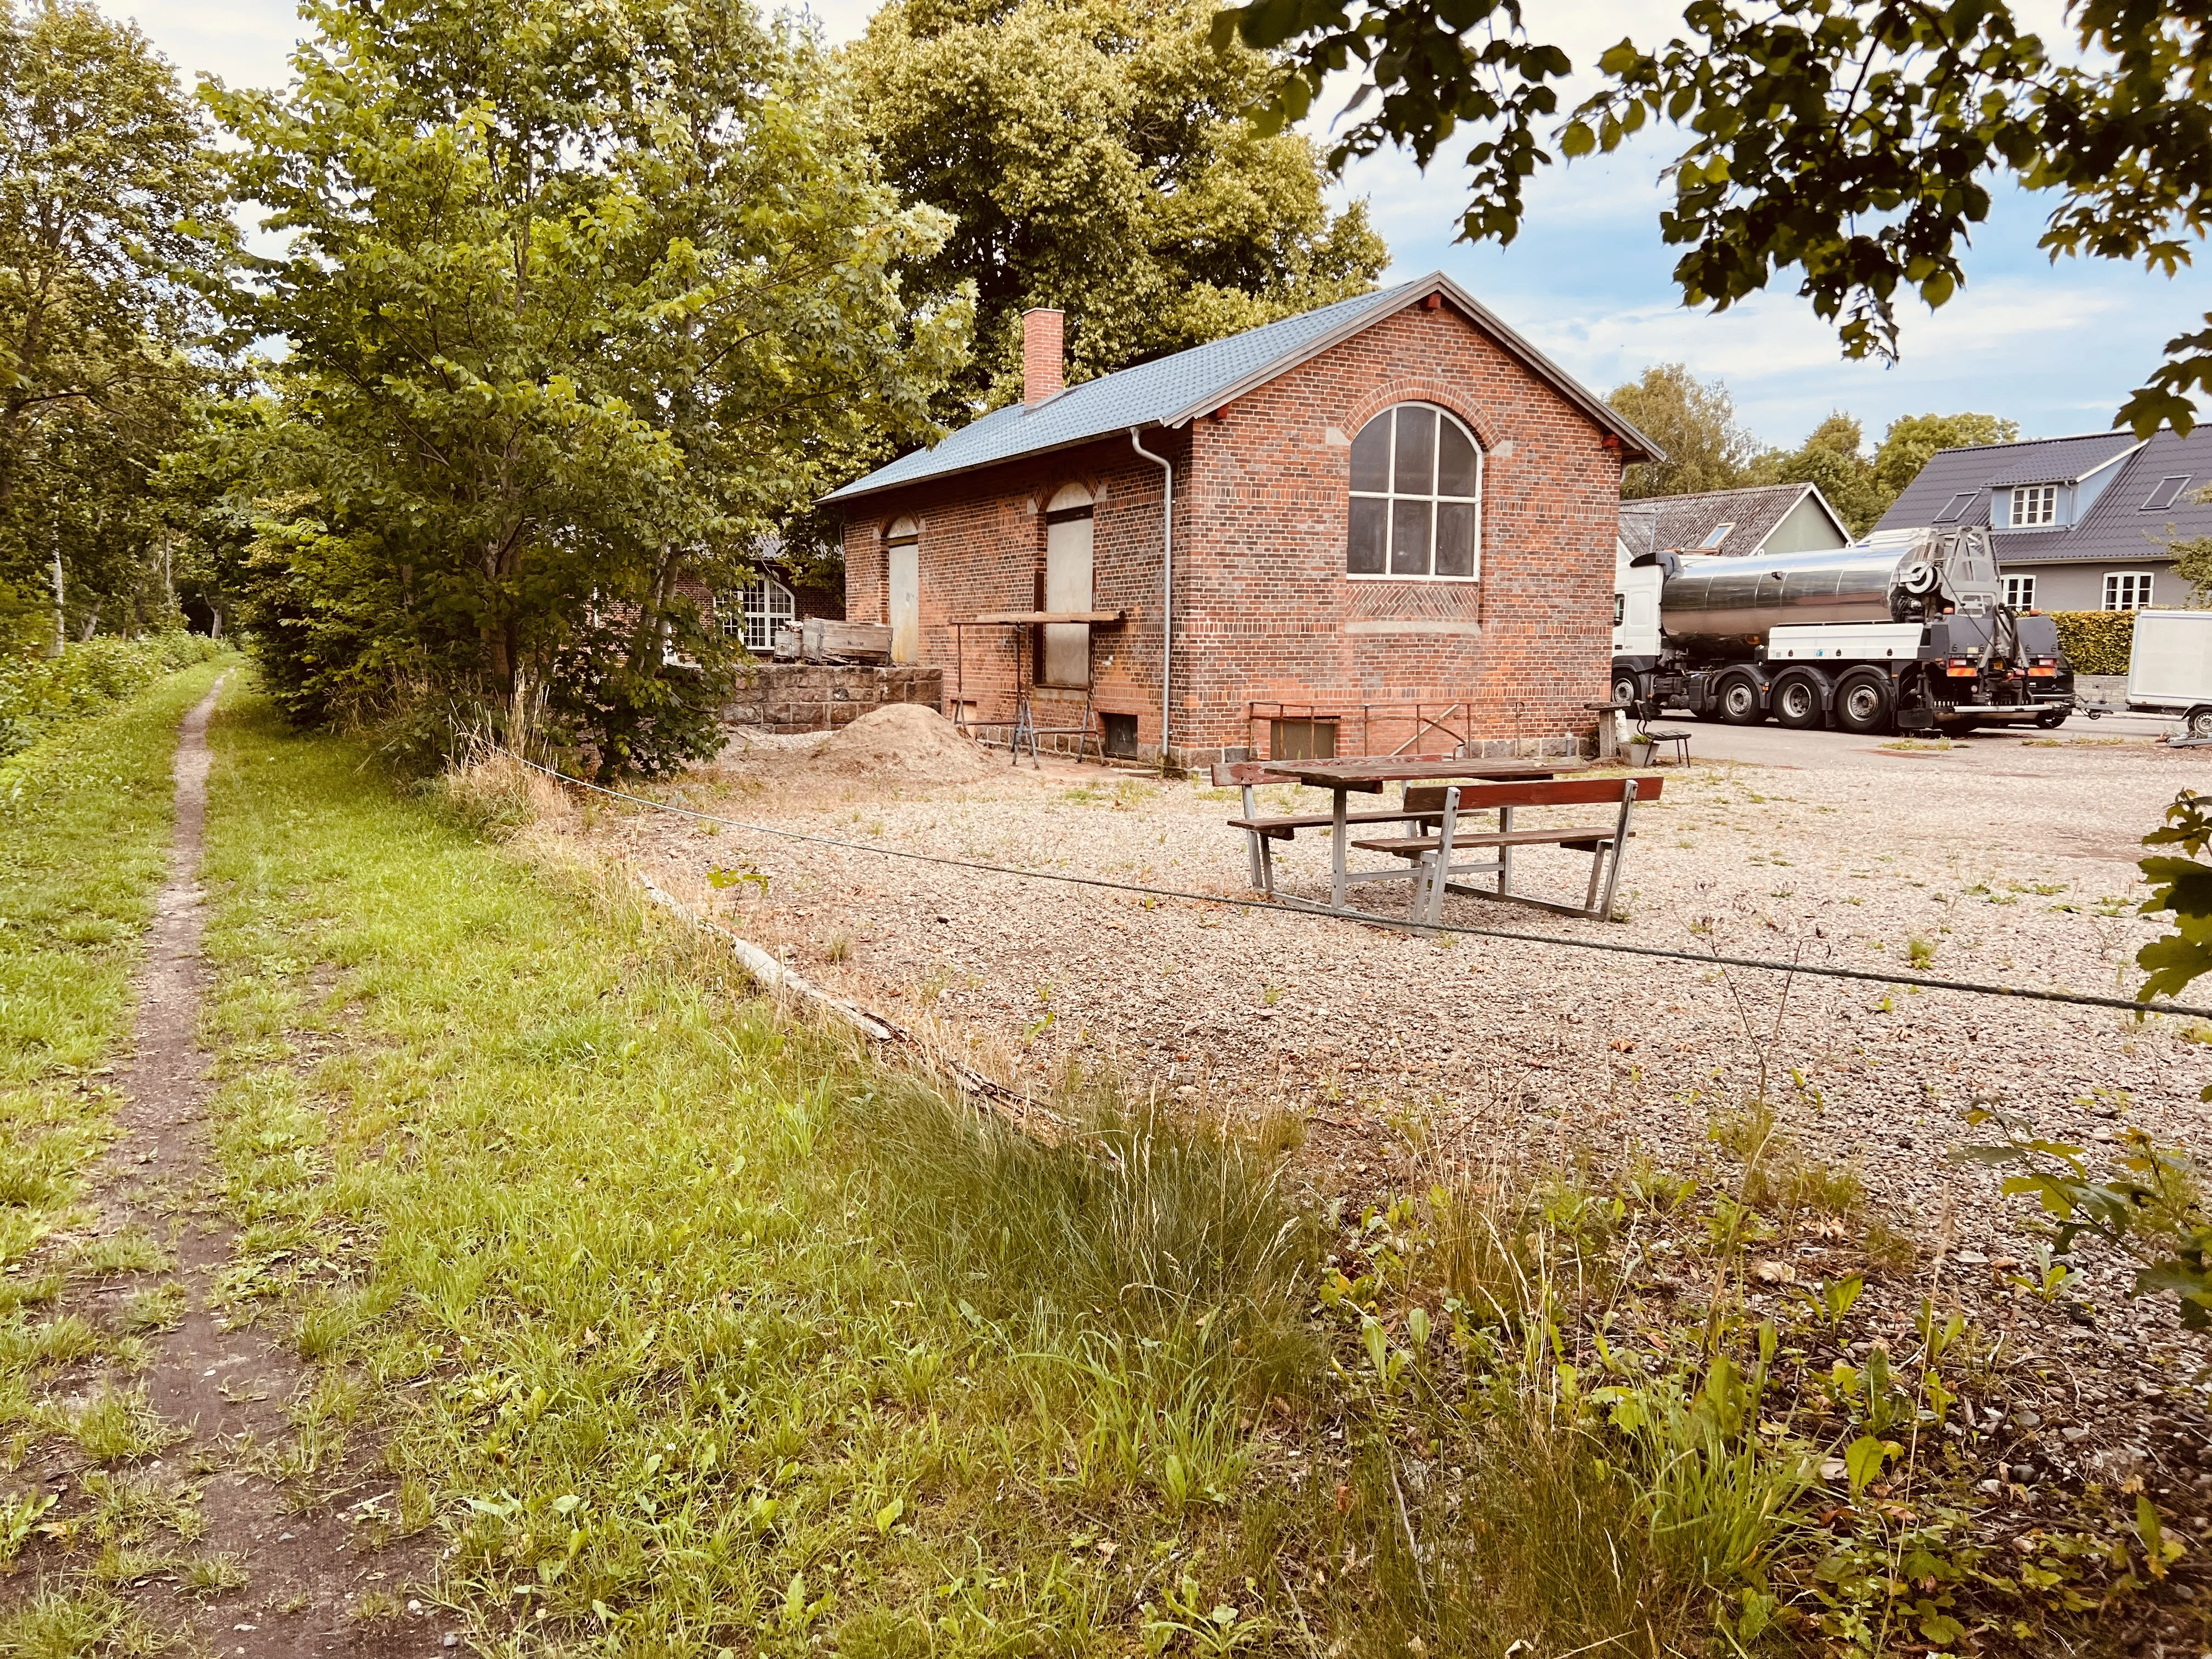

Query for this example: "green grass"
[174,690,2175,1658]
[0,658,228,1285]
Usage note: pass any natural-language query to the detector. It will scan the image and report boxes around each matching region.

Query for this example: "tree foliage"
[1213,0,2212,436]
[849,0,1386,409]
[207,0,970,777]
[0,0,234,643]
[1608,364,1763,500]
[1606,364,2016,535]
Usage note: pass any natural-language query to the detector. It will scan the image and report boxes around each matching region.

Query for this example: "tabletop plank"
[1280,757,1587,792]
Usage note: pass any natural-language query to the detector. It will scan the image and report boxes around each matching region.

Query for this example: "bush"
[2049,609,2136,675]
[0,636,227,759]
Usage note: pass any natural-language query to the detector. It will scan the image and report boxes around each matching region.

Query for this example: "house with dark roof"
[1874,430,2212,612]
[823,273,1661,767]
[1617,482,1851,563]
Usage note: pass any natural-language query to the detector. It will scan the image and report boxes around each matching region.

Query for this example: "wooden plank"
[968,610,1126,625]
[1421,776,1663,810]
[1352,826,1626,856]
[1210,760,1297,787]
[1281,757,1584,789]
[814,620,892,657]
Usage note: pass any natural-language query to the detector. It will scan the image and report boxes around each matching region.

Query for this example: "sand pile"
[793,703,1000,785]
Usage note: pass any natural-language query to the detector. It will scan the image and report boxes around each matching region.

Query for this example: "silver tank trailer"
[1659,527,2002,647]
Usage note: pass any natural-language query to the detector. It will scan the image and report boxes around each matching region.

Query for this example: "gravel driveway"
[585,726,2210,1356]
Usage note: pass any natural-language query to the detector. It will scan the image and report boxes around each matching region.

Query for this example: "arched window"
[1346,403,1482,579]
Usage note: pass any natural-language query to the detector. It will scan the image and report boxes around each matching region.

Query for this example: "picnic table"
[1220,757,1582,906]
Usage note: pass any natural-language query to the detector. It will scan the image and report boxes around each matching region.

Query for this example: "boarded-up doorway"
[887,517,919,664]
[1043,484,1094,687]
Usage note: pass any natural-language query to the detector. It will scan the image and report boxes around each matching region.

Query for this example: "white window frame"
[2001,573,2036,610]
[1698,521,1735,549]
[2008,484,2058,527]
[2103,571,2154,612]
[1345,402,1483,582]
[723,575,797,651]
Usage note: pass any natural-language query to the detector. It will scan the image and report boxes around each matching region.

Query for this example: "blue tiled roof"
[825,273,1658,504]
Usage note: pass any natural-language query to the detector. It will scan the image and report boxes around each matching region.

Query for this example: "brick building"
[823,273,1659,768]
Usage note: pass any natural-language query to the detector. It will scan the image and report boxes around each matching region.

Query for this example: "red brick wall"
[840,295,1622,765]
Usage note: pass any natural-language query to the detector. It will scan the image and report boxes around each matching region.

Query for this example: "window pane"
[1347,496,1387,574]
[1393,405,1436,495]
[1435,502,1476,577]
[1349,413,1392,493]
[1436,418,1479,497]
[1390,499,1432,576]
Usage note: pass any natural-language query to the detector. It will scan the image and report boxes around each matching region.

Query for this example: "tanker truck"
[1610,526,2074,733]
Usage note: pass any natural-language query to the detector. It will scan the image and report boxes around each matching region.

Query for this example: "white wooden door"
[1042,514,1093,686]
[888,543,919,664]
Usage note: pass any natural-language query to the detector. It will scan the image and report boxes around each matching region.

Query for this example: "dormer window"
[2009,484,2057,527]
[1698,522,1735,549]
[2141,475,2192,511]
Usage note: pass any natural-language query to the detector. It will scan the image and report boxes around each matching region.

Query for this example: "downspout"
[1129,426,1173,768]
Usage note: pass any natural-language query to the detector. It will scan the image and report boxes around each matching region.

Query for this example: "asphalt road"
[1651,704,2190,768]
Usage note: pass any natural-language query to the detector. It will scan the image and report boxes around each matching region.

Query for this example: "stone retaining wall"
[723,663,944,733]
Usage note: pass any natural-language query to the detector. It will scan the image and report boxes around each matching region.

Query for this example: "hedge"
[2048,610,2135,676]
[0,634,228,760]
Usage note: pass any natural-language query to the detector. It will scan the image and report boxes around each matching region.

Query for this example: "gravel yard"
[575,719,2212,1384]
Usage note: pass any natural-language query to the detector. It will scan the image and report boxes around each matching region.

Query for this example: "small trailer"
[2126,609,2212,738]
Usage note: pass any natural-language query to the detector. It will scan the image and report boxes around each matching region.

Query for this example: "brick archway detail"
[1344,383,1502,452]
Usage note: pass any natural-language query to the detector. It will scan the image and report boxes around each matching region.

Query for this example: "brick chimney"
[1022,307,1064,406]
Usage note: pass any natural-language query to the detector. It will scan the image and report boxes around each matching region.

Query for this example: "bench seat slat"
[1351,826,1625,856]
[1227,811,1440,838]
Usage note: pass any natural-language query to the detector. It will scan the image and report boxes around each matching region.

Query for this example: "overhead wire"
[499,751,2212,1023]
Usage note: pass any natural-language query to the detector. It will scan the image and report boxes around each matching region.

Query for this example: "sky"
[113,0,2212,453]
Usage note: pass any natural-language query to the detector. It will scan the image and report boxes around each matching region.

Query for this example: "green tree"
[1870,413,2021,504]
[848,0,1386,410]
[0,0,234,644]
[1750,413,1888,534]
[207,0,970,777]
[1213,0,2212,435]
[1606,363,1762,499]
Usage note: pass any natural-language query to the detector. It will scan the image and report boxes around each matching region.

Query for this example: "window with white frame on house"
[2104,571,2154,611]
[2008,484,2058,526]
[722,576,796,650]
[2141,475,2193,511]
[2002,573,2036,609]
[1346,402,1482,578]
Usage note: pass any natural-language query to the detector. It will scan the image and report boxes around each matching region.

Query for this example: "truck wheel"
[1716,673,1764,725]
[1611,673,1643,709]
[2189,706,2212,740]
[1833,672,1892,734]
[1771,674,1825,729]
[2033,707,2068,730]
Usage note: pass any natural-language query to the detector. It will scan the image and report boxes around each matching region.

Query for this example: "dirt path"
[18,686,430,1656]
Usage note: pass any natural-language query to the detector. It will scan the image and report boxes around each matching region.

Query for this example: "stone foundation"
[723,663,945,733]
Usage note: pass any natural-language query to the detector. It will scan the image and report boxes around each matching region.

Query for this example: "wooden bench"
[1212,761,1444,895]
[1349,775,1664,923]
